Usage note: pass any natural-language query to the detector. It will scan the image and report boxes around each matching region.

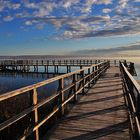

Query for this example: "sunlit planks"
[43,67,130,140]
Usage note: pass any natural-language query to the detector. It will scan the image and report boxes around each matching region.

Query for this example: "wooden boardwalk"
[42,67,130,140]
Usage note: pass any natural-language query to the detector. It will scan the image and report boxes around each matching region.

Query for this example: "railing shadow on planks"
[120,62,140,140]
[0,61,109,140]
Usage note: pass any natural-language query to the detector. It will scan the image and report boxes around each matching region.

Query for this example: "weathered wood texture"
[43,67,130,140]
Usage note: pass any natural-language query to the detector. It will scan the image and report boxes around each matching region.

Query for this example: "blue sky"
[0,0,140,55]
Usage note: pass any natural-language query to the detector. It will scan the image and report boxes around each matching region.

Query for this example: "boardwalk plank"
[42,67,130,140]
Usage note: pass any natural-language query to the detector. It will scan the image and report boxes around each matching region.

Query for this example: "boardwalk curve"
[43,67,130,140]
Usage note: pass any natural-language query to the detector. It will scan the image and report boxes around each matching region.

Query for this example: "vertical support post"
[67,66,69,73]
[47,60,49,65]
[73,74,77,102]
[47,66,48,73]
[59,78,64,116]
[81,70,85,94]
[57,66,58,73]
[54,66,56,73]
[92,66,95,84]
[95,65,98,81]
[69,66,71,72]
[30,89,39,140]
[88,68,91,88]
[36,60,38,66]
[44,66,46,73]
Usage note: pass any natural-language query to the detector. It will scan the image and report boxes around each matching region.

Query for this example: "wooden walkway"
[42,67,130,140]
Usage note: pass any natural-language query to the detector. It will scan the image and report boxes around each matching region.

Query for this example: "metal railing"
[0,61,110,140]
[120,62,140,139]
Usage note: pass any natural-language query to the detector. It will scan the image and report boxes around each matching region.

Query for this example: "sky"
[0,0,140,55]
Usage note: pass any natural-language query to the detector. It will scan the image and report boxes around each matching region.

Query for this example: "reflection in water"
[0,66,81,94]
[0,71,58,94]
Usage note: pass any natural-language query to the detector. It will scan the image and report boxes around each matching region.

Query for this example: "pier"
[0,59,140,140]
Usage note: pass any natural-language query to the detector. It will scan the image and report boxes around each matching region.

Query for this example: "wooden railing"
[120,62,140,139]
[0,61,110,140]
[0,59,124,66]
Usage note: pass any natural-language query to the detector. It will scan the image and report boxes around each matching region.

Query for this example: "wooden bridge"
[0,59,140,140]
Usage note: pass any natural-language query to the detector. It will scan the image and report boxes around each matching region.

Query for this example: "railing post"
[88,68,91,88]
[95,65,98,81]
[92,66,95,84]
[36,60,38,66]
[30,88,39,140]
[59,78,64,116]
[81,70,85,94]
[73,74,77,102]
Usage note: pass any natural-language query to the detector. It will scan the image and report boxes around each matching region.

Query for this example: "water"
[135,63,140,82]
[0,59,140,94]
[0,66,80,95]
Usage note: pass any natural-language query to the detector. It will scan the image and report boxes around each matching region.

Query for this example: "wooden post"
[67,66,69,73]
[73,74,77,102]
[54,66,56,73]
[56,66,58,73]
[92,66,95,84]
[30,89,39,140]
[95,66,98,81]
[36,60,38,66]
[47,66,48,73]
[44,66,46,73]
[81,70,85,94]
[69,66,71,72]
[47,60,49,65]
[88,68,91,88]
[59,78,64,116]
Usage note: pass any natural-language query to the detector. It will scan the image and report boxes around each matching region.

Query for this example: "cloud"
[0,0,140,40]
[3,16,14,22]
[25,21,32,26]
[35,13,140,40]
[134,0,140,2]
[70,42,140,56]
[102,8,112,13]
[63,0,79,9]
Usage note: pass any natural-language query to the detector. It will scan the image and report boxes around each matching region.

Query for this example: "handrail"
[120,62,140,139]
[0,59,124,66]
[0,61,110,140]
[0,62,104,101]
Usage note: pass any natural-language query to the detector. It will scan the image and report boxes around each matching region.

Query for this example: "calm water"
[0,60,140,95]
[133,62,140,82]
[0,66,79,95]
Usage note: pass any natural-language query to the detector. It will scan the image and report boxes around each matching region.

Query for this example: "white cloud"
[11,3,21,10]
[95,0,112,5]
[63,0,79,9]
[102,8,112,13]
[25,2,57,17]
[25,21,32,26]
[3,16,14,22]
[119,0,129,9]
[0,0,140,40]
[134,0,140,2]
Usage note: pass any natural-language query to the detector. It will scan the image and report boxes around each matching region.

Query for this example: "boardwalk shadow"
[97,79,122,84]
[78,94,123,105]
[87,88,123,96]
[62,121,128,140]
[63,105,125,122]
[92,83,122,89]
